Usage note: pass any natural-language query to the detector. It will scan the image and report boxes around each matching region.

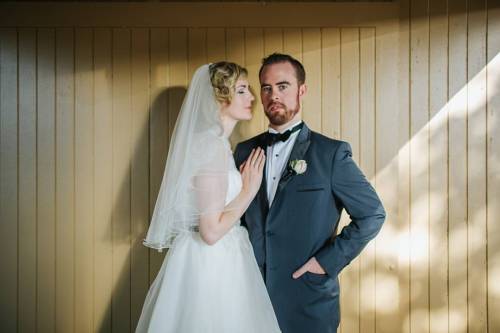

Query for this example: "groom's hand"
[292,257,326,279]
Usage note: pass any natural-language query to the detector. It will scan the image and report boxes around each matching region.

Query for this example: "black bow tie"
[265,123,304,146]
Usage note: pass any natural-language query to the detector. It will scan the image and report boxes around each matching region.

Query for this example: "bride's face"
[220,78,255,121]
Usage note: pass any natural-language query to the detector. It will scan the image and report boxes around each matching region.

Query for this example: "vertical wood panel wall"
[398,1,500,333]
[0,1,499,332]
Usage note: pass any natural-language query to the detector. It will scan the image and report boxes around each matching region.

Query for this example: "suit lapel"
[256,134,270,211]
[270,123,311,210]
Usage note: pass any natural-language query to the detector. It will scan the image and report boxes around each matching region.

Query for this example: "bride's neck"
[220,114,237,139]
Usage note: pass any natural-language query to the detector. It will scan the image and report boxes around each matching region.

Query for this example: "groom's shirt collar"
[268,120,303,135]
[265,120,303,204]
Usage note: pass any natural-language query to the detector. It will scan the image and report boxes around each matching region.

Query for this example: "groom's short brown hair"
[259,53,306,85]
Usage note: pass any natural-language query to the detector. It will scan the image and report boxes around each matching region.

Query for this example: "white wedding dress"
[136,158,281,333]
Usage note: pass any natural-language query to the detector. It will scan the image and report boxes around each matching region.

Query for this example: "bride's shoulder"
[192,131,231,163]
[193,130,227,147]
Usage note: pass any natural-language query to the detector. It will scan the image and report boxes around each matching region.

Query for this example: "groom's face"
[259,62,306,126]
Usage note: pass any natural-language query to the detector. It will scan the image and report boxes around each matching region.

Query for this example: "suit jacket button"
[266,231,275,237]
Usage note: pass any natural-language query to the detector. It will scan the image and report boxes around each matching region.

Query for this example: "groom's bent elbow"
[373,206,386,231]
[375,212,386,229]
[362,203,386,235]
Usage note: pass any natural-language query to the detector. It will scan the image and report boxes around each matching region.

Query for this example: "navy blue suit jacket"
[234,123,385,333]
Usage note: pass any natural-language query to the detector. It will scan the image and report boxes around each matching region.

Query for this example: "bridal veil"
[143,64,233,251]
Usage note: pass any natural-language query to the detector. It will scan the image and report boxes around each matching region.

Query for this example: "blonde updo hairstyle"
[209,61,248,105]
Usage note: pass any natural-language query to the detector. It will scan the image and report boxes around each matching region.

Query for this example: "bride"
[136,62,281,332]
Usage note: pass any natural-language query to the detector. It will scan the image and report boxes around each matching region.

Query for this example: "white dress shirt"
[265,121,303,204]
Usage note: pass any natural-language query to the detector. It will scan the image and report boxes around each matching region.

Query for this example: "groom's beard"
[264,94,300,126]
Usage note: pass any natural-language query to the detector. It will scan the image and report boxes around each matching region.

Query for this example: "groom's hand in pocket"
[292,257,326,279]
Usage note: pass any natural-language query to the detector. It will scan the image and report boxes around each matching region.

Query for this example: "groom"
[234,53,386,333]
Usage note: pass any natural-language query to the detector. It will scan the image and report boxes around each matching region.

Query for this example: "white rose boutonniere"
[290,159,307,175]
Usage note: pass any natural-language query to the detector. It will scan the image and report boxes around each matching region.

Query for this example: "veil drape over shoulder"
[143,64,233,251]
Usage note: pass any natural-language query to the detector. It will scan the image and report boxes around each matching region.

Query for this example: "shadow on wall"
[96,86,186,333]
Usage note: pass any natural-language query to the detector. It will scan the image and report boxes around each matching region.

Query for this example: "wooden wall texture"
[0,1,498,332]
[396,1,499,332]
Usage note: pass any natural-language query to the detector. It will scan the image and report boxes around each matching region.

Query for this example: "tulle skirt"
[136,226,281,333]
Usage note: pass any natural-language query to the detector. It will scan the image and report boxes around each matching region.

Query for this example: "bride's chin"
[238,113,252,121]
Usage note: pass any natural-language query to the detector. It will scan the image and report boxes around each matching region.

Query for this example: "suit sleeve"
[233,144,241,167]
[233,143,248,228]
[315,141,386,277]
